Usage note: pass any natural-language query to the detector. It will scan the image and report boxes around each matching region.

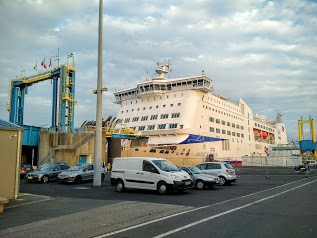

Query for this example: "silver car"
[196,162,237,186]
[57,163,105,183]
[178,166,220,189]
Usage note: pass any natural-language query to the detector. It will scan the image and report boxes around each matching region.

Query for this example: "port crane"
[7,54,76,133]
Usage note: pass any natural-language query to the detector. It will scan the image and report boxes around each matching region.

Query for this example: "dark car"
[26,162,70,183]
[20,164,33,178]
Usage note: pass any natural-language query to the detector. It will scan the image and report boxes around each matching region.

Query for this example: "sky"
[0,0,316,142]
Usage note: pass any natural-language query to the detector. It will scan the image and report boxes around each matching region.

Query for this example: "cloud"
[0,0,317,142]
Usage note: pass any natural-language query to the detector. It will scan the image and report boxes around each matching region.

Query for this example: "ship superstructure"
[113,61,288,160]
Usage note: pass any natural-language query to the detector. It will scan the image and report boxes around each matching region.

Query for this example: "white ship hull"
[113,61,288,163]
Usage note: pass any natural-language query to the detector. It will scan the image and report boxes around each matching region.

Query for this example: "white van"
[110,157,193,194]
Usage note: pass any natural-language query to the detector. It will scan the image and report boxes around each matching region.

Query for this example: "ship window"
[232,123,235,128]
[241,126,244,130]
[121,111,123,113]
[141,116,148,121]
[237,125,240,129]
[167,95,169,98]
[137,108,140,111]
[150,115,158,120]
[163,105,166,108]
[138,126,145,131]
[241,134,244,138]
[158,124,166,129]
[132,117,139,122]
[232,132,236,136]
[178,103,181,106]
[124,118,130,123]
[210,127,214,132]
[216,119,220,124]
[209,117,214,122]
[143,107,146,110]
[156,105,159,108]
[147,125,155,130]
[216,128,220,133]
[227,122,231,126]
[160,114,169,119]
[237,133,240,137]
[149,106,152,109]
[172,113,180,118]
[169,123,177,129]
[221,120,225,125]
[222,130,226,134]
[132,109,134,112]
[232,138,234,142]
[227,131,231,135]
[126,110,128,113]
[170,104,173,107]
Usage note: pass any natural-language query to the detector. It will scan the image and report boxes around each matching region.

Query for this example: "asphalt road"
[1,166,316,238]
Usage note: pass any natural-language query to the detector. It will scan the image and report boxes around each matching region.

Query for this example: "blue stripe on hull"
[179,134,223,144]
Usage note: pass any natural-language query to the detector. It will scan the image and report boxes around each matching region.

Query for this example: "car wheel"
[42,175,49,183]
[196,180,205,190]
[101,173,105,181]
[115,179,125,192]
[218,176,226,186]
[75,176,82,184]
[157,181,168,195]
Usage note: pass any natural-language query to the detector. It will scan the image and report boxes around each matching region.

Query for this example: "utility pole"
[93,0,103,186]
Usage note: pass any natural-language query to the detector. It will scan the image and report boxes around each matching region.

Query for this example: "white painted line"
[4,197,55,209]
[94,178,309,238]
[153,179,317,238]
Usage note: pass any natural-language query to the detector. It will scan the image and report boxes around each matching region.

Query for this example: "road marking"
[4,194,54,210]
[74,187,91,190]
[153,179,317,238]
[93,178,310,238]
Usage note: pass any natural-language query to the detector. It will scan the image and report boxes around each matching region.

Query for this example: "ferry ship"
[113,61,288,162]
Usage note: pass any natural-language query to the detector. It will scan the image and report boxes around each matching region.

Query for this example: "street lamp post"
[93,0,103,186]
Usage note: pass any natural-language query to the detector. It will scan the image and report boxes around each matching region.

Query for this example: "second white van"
[110,157,193,194]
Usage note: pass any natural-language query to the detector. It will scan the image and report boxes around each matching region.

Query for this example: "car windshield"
[68,165,85,171]
[224,163,234,169]
[152,160,179,172]
[189,166,203,174]
[38,164,55,171]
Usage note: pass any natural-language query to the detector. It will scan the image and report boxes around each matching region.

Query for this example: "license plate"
[28,176,33,179]
[185,181,191,185]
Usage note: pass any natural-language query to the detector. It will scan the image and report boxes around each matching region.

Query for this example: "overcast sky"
[0,0,316,142]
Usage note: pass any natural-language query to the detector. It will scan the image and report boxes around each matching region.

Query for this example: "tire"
[196,180,205,190]
[115,179,125,192]
[42,175,49,183]
[157,182,168,195]
[101,173,105,181]
[75,176,82,184]
[218,176,226,186]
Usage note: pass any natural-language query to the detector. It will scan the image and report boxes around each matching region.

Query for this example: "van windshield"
[152,160,179,172]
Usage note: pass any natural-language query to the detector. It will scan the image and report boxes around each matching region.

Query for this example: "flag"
[264,146,269,155]
[49,56,52,68]
[33,60,37,71]
[41,58,47,69]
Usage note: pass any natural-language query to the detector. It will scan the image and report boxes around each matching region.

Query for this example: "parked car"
[178,166,220,189]
[26,162,70,183]
[196,162,237,186]
[20,163,33,178]
[57,163,105,183]
[111,157,193,194]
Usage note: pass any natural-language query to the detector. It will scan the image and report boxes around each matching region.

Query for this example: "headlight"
[69,174,76,177]
[169,174,179,180]
[37,174,43,178]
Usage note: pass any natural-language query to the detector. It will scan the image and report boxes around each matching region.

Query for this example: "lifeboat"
[261,131,268,138]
